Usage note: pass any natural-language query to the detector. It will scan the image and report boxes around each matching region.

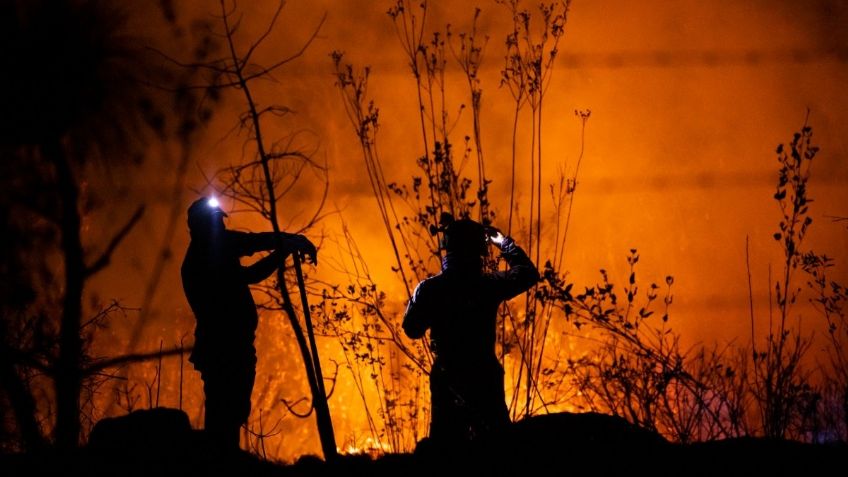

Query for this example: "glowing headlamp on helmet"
[187,195,228,233]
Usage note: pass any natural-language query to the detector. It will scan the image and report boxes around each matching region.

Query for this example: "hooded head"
[433,213,489,269]
[444,219,488,258]
[187,197,227,238]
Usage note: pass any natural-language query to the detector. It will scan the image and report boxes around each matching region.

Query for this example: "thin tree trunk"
[222,4,337,456]
[293,255,336,457]
[49,139,84,450]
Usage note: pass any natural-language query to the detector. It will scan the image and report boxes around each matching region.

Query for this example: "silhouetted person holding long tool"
[403,213,539,446]
[181,196,317,451]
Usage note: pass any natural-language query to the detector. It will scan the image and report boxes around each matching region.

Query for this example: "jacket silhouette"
[403,216,539,443]
[181,197,316,450]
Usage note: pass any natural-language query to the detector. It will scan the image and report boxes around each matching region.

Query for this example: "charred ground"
[2,408,844,477]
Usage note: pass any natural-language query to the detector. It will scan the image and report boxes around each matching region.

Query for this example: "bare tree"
[0,0,211,450]
[164,0,337,460]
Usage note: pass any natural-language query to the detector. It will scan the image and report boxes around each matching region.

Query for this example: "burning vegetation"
[1,0,847,469]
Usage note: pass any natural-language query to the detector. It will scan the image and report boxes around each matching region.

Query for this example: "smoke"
[76,0,848,460]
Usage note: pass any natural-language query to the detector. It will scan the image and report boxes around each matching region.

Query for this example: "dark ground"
[1,408,845,476]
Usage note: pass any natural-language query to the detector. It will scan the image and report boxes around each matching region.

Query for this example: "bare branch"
[324,359,340,399]
[81,300,139,330]
[84,205,145,278]
[237,12,326,84]
[3,346,52,374]
[84,346,191,374]
[241,0,286,66]
[280,396,313,418]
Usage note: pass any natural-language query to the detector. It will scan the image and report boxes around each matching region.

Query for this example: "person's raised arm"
[487,228,540,301]
[240,249,283,284]
[230,231,317,264]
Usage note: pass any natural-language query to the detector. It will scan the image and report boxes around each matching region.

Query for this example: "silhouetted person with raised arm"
[181,196,317,451]
[403,213,539,446]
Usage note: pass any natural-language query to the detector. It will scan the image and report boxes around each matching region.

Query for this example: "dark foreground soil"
[2,408,845,477]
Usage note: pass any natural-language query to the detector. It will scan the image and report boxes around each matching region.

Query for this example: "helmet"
[187,197,228,232]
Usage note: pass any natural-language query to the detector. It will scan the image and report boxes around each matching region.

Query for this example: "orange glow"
[68,0,848,462]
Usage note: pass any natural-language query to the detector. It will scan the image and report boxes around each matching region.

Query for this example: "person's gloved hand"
[485,225,516,253]
[484,226,506,246]
[289,234,318,265]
